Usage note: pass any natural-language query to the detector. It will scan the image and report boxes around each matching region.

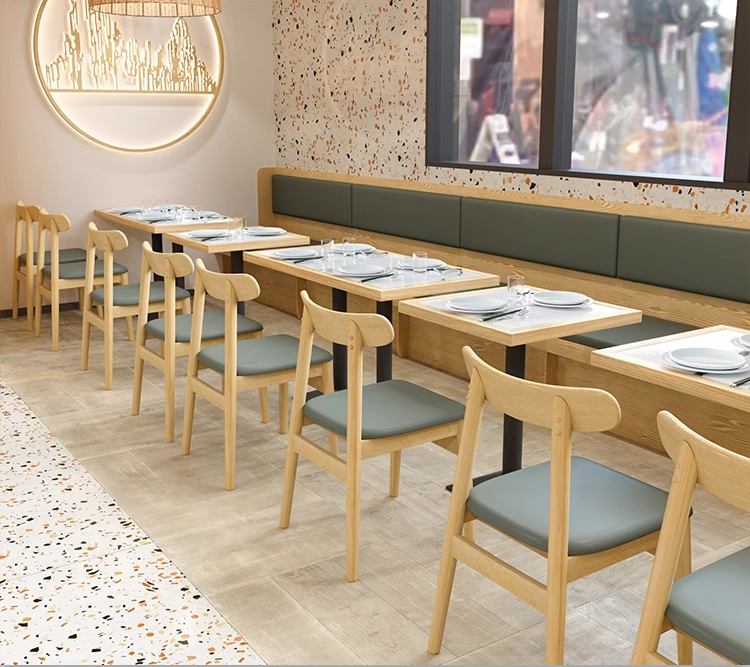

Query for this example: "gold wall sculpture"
[33,0,223,151]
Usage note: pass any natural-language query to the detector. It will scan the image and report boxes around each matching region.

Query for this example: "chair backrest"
[14,202,45,273]
[83,221,128,309]
[138,242,194,342]
[189,259,261,379]
[37,212,72,281]
[291,290,394,445]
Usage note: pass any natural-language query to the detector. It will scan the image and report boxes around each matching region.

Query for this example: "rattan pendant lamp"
[88,0,221,16]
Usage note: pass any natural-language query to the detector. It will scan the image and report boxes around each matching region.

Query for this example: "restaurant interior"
[1,0,749,664]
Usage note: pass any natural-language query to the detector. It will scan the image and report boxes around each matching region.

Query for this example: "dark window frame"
[426,0,750,191]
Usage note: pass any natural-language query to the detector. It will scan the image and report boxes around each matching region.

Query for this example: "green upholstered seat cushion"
[618,216,750,302]
[197,334,332,376]
[461,199,620,277]
[42,259,128,280]
[563,315,697,350]
[666,547,750,665]
[352,185,462,247]
[90,282,190,307]
[18,247,87,266]
[272,175,353,226]
[144,309,263,342]
[466,456,668,556]
[302,379,465,440]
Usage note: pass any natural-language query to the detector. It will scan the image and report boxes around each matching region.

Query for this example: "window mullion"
[723,1,750,185]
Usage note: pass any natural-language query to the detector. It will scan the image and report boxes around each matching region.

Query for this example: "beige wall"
[0,0,275,312]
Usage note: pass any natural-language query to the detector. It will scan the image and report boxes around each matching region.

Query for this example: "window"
[427,0,748,188]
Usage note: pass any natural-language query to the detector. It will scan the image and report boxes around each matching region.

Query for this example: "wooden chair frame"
[182,262,329,491]
[35,214,127,352]
[81,223,190,390]
[632,411,750,666]
[279,291,464,583]
[428,346,668,665]
[12,202,44,331]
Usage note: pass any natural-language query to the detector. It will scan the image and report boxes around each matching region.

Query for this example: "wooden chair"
[81,223,191,390]
[34,213,127,352]
[428,346,672,665]
[133,243,264,444]
[182,263,333,491]
[632,412,750,666]
[280,291,466,583]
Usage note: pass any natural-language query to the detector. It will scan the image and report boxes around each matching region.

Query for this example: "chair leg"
[224,391,237,491]
[164,347,176,444]
[279,382,289,434]
[463,520,476,543]
[182,381,197,456]
[545,562,568,665]
[279,437,299,529]
[345,452,362,583]
[51,289,60,352]
[34,287,43,338]
[81,315,91,371]
[389,450,402,498]
[132,346,144,416]
[259,386,270,424]
[428,536,460,654]
[12,274,19,320]
[26,276,34,332]
[104,310,114,390]
[77,287,84,310]
[125,315,135,342]
[675,523,693,665]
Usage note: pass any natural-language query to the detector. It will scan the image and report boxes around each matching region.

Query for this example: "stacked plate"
[398,257,446,270]
[532,291,592,308]
[189,230,227,240]
[661,347,749,375]
[273,247,322,259]
[332,243,374,254]
[446,294,507,314]
[112,206,143,215]
[247,226,286,236]
[336,264,387,278]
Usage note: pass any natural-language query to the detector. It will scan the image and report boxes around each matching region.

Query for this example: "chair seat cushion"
[303,379,465,440]
[91,282,190,307]
[666,547,750,665]
[466,456,668,556]
[42,260,128,280]
[18,247,87,266]
[197,334,332,376]
[563,315,697,350]
[144,309,263,342]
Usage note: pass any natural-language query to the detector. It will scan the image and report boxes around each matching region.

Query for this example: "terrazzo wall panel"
[273,0,750,216]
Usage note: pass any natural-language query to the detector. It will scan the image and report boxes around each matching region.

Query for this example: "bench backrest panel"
[617,216,750,303]
[272,175,353,226]
[461,198,620,277]
[352,185,462,247]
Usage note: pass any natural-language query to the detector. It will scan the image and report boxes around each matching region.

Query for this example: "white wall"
[0,0,275,311]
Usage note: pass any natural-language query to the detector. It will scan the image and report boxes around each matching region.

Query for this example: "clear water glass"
[320,239,334,269]
[413,251,428,273]
[342,236,356,260]
[507,274,527,309]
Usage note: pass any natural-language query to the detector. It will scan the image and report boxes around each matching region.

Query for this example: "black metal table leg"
[151,233,164,281]
[376,300,393,382]
[230,250,246,316]
[332,288,348,391]
[170,242,186,290]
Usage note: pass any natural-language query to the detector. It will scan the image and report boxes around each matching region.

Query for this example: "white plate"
[668,347,746,371]
[337,264,387,277]
[247,226,286,236]
[446,295,507,313]
[112,206,142,214]
[736,334,750,349]
[532,297,593,309]
[136,212,174,222]
[533,291,588,306]
[332,243,374,254]
[193,210,220,218]
[398,257,446,270]
[661,352,750,375]
[189,230,226,239]
[273,247,321,259]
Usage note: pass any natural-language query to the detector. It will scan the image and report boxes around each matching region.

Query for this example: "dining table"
[242,246,501,390]
[398,286,642,484]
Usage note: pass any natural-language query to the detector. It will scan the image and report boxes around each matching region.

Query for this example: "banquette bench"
[243,168,750,457]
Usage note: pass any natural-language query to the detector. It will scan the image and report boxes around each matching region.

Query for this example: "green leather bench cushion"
[352,185,462,247]
[19,247,87,266]
[303,379,465,440]
[144,309,263,343]
[618,216,750,302]
[666,547,750,665]
[466,456,668,556]
[91,282,190,307]
[461,199,620,276]
[42,260,128,280]
[198,334,332,376]
[564,316,697,350]
[272,175,352,226]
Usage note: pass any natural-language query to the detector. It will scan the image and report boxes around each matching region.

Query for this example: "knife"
[482,308,523,322]
[359,272,395,283]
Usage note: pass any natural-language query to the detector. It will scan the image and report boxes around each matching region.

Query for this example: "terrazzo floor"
[0,379,264,665]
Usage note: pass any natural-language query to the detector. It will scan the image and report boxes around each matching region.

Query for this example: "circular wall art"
[33,0,223,152]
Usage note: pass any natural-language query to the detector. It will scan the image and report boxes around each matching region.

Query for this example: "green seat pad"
[564,316,697,350]
[666,547,750,665]
[272,175,353,226]
[197,334,332,376]
[91,282,190,307]
[42,260,128,280]
[144,309,263,342]
[466,456,668,556]
[18,247,87,266]
[303,379,465,440]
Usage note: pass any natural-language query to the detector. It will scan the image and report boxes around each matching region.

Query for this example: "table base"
[230,250,246,316]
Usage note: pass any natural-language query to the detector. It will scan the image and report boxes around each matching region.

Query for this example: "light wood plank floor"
[2,303,746,665]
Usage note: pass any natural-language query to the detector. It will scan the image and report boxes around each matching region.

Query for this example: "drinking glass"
[226,218,242,239]
[507,274,527,308]
[342,236,356,260]
[412,251,428,274]
[320,239,334,270]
